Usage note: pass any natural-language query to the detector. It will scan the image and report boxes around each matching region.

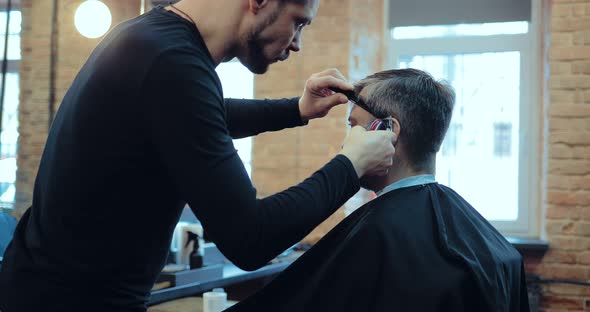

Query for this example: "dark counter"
[149,259,295,305]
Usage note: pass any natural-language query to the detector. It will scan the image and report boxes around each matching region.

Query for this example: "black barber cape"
[227,183,530,312]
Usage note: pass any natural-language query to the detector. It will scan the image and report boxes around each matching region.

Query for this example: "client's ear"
[392,118,401,139]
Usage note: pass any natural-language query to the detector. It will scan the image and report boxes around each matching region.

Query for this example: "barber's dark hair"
[354,69,455,171]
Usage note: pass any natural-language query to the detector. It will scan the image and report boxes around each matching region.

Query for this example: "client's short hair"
[354,69,455,171]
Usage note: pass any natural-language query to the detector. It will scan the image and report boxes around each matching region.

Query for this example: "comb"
[328,87,386,118]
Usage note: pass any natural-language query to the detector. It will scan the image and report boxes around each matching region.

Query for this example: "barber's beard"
[242,8,282,74]
[245,33,271,74]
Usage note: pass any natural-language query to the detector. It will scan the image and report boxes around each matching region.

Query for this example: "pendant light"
[74,0,112,39]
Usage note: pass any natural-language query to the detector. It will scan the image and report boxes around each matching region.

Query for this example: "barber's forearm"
[225,97,307,139]
[205,155,360,271]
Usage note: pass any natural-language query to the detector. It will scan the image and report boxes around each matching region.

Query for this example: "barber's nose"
[289,32,302,52]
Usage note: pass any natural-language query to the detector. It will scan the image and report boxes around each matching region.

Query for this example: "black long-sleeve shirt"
[0,7,359,312]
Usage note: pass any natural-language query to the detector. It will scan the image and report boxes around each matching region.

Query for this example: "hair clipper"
[367,117,394,131]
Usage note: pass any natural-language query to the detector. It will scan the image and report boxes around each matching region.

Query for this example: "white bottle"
[203,289,227,312]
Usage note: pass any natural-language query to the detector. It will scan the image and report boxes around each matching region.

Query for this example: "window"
[387,1,541,236]
[0,9,21,209]
[493,122,513,158]
[215,60,254,177]
[442,123,462,157]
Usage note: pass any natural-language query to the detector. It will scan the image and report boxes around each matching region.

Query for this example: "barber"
[0,0,396,311]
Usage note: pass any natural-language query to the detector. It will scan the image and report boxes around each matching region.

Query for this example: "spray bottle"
[185,231,204,269]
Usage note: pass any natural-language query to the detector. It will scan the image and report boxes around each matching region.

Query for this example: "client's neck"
[385,167,431,187]
[376,158,434,192]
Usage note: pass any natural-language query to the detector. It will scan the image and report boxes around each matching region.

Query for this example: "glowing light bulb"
[74,0,112,39]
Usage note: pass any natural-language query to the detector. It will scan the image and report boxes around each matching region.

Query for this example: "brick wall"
[525,0,590,310]
[17,0,53,216]
[16,0,140,216]
[252,0,385,243]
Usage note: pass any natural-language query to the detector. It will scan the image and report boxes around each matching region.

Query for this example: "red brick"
[573,30,588,45]
[579,251,590,265]
[574,222,590,236]
[546,205,574,219]
[549,102,590,118]
[543,264,590,280]
[551,90,577,102]
[573,60,590,74]
[548,174,590,190]
[254,153,298,170]
[547,220,574,234]
[550,237,590,251]
[252,168,299,197]
[574,3,588,17]
[553,4,574,17]
[544,249,578,264]
[550,118,590,131]
[551,18,590,32]
[550,62,573,75]
[547,283,590,296]
[554,0,590,2]
[550,76,590,89]
[548,159,590,175]
[541,295,584,310]
[549,132,590,146]
[550,144,590,160]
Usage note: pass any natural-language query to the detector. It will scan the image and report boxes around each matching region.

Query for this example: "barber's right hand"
[339,126,397,178]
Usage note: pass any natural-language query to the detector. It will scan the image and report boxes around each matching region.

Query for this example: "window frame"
[0,1,19,10]
[0,6,20,210]
[384,0,543,238]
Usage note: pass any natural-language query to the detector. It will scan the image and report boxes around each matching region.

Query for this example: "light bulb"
[74,0,112,39]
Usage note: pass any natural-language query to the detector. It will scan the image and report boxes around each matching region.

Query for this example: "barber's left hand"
[299,68,353,122]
